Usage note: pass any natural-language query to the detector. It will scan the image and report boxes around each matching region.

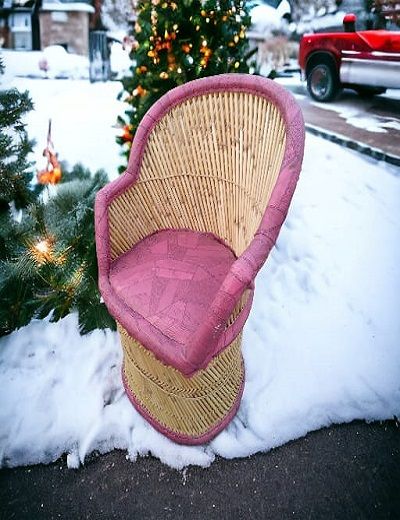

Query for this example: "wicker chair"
[95,74,304,444]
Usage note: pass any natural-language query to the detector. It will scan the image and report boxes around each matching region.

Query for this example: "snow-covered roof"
[41,2,95,13]
[296,10,346,34]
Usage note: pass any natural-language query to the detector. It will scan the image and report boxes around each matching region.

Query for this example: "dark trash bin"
[89,30,111,82]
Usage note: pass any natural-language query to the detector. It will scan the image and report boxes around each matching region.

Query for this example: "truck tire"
[307,62,340,102]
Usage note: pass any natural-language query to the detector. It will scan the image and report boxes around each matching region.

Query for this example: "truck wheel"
[307,63,340,102]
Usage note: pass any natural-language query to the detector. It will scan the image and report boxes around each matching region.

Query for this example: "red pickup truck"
[299,14,400,101]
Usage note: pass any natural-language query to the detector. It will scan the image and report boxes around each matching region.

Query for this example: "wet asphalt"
[1,420,399,519]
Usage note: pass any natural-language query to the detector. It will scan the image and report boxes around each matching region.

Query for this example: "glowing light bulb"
[35,240,49,254]
[31,238,54,264]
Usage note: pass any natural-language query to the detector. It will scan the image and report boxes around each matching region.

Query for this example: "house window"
[9,13,32,50]
[51,11,68,23]
[13,31,31,49]
[9,13,31,29]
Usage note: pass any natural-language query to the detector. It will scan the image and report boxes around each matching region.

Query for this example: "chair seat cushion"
[109,229,236,345]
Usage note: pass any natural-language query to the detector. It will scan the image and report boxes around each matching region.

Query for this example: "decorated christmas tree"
[117,0,254,167]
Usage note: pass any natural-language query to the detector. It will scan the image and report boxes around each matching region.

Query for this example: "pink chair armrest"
[184,146,305,370]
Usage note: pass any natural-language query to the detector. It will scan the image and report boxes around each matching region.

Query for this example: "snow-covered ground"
[14,78,123,176]
[1,50,127,175]
[1,65,399,470]
[1,44,131,82]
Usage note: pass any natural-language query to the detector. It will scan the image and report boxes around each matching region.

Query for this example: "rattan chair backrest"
[109,90,286,260]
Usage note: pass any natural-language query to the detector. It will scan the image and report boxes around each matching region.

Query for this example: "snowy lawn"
[0,74,399,470]
[8,78,123,177]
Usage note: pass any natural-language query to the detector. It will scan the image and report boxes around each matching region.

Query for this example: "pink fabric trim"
[95,74,305,375]
[121,364,245,445]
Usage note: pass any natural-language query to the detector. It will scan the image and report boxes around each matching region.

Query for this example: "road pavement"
[284,82,400,166]
[1,420,399,519]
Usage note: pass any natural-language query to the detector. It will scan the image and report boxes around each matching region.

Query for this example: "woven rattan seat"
[95,74,305,444]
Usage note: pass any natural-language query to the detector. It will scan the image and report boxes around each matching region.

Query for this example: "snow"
[250,4,285,34]
[41,2,95,13]
[0,52,127,174]
[39,46,90,80]
[1,48,89,80]
[295,11,346,34]
[3,77,123,176]
[310,97,400,134]
[109,41,132,79]
[276,74,306,94]
[1,64,400,470]
[1,44,131,82]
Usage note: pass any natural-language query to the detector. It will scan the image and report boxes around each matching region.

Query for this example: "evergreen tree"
[117,0,254,167]
[0,164,115,336]
[0,60,39,260]
[0,59,40,331]
[0,64,114,336]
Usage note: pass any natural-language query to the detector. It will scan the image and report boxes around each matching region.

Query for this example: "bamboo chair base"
[119,324,245,444]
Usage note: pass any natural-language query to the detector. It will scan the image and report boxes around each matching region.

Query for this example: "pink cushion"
[109,229,236,346]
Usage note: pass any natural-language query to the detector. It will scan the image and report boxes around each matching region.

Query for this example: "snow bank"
[1,132,399,469]
[109,41,132,79]
[1,43,130,81]
[1,48,89,80]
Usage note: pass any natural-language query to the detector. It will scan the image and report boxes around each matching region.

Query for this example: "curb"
[305,123,400,168]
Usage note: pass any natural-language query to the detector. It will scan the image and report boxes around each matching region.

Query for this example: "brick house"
[0,0,95,55]
[0,0,41,50]
[40,2,94,55]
